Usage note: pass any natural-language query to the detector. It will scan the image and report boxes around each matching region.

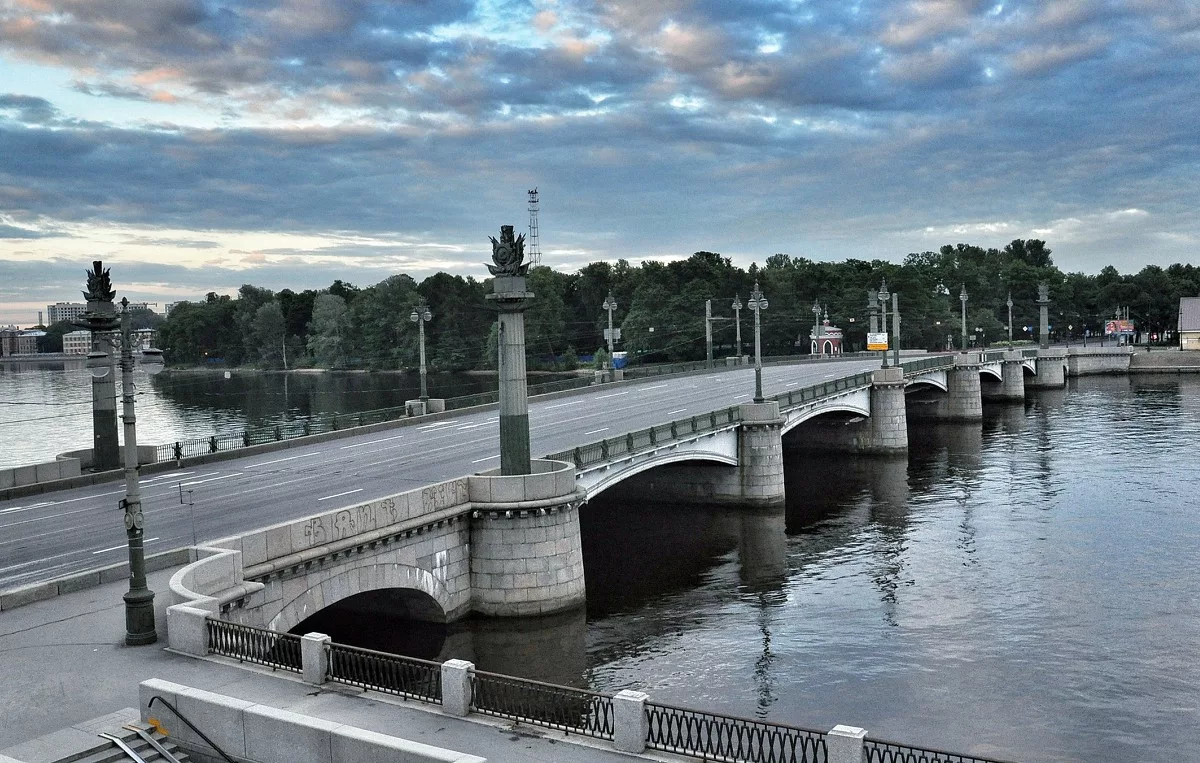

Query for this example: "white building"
[47,302,87,325]
[62,330,92,355]
[1180,297,1200,350]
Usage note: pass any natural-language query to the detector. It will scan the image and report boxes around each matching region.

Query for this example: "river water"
[296,375,1200,763]
[0,361,506,468]
[4,364,1198,761]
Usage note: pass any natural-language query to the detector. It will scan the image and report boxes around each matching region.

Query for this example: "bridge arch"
[268,563,455,634]
[781,401,872,435]
[979,366,1003,382]
[584,450,737,499]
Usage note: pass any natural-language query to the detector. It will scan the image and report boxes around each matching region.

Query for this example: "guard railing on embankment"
[201,618,1012,763]
[155,375,594,462]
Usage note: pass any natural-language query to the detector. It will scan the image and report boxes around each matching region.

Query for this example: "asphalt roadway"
[0,358,882,592]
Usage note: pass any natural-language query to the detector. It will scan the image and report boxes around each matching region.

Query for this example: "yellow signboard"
[867,332,889,351]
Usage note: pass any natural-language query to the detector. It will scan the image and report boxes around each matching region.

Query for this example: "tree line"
[151,240,1200,371]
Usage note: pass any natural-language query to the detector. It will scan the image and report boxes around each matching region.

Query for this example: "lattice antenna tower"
[527,187,541,267]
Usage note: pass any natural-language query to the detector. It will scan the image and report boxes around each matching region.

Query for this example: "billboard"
[867,332,889,351]
[1104,320,1135,336]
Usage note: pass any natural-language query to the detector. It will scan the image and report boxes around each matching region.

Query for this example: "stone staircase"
[0,710,190,763]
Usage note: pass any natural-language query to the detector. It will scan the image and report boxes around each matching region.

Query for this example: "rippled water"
[298,375,1200,762]
[0,362,505,468]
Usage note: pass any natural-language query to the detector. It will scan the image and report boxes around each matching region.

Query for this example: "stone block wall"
[470,504,586,617]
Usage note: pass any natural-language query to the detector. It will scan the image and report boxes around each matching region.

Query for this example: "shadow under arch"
[271,563,453,635]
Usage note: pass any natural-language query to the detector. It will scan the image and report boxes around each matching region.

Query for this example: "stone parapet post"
[1029,348,1067,388]
[441,659,474,717]
[926,355,983,421]
[994,350,1026,401]
[732,401,785,506]
[613,690,649,753]
[165,604,210,656]
[826,725,867,763]
[865,367,908,453]
[301,632,330,685]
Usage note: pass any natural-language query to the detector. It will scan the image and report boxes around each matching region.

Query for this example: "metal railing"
[769,371,876,410]
[547,406,741,470]
[469,669,614,740]
[645,701,827,763]
[326,642,442,703]
[983,351,1007,362]
[1022,348,1039,358]
[864,738,1014,763]
[205,619,302,672]
[900,356,955,374]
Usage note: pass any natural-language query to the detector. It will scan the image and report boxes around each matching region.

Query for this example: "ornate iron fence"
[899,356,956,374]
[469,669,614,740]
[205,619,301,673]
[770,371,875,410]
[326,643,441,703]
[863,738,1014,763]
[1022,348,1039,358]
[645,701,827,763]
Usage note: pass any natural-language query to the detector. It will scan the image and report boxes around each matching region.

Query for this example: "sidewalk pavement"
[0,568,669,763]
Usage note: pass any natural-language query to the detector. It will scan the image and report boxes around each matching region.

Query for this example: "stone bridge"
[165,347,1134,644]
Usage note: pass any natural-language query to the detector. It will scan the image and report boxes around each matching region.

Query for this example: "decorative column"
[81,261,120,471]
[1037,282,1050,349]
[486,225,533,475]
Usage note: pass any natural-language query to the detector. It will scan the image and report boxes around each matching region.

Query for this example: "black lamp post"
[731,295,743,359]
[878,280,890,368]
[959,285,968,352]
[602,294,618,371]
[748,282,768,403]
[409,301,432,401]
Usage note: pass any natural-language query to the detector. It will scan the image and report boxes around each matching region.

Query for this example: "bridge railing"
[899,356,955,374]
[645,701,826,763]
[1022,348,1040,358]
[548,405,742,470]
[769,371,876,412]
[470,668,615,740]
[864,738,1011,763]
[326,642,442,703]
[983,351,1008,362]
[206,619,302,673]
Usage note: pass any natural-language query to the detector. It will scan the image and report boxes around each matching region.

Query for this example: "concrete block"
[0,468,13,489]
[173,686,254,760]
[302,632,331,685]
[613,690,649,753]
[241,531,268,567]
[332,724,484,763]
[13,465,37,487]
[56,570,102,595]
[0,581,57,610]
[440,659,473,717]
[245,703,340,763]
[35,461,61,483]
[488,476,525,504]
[266,524,293,559]
[826,725,867,763]
[467,475,491,503]
[166,604,211,656]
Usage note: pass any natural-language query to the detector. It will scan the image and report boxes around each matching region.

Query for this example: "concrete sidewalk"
[0,568,669,763]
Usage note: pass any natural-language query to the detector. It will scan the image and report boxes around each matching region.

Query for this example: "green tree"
[252,301,288,368]
[307,294,350,367]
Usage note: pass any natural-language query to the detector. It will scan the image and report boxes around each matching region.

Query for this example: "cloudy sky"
[1,0,1197,324]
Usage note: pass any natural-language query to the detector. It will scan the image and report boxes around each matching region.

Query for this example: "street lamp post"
[811,300,822,356]
[1006,292,1013,345]
[959,285,968,352]
[409,301,432,401]
[602,294,618,371]
[731,295,743,359]
[878,280,890,368]
[748,282,768,403]
[115,297,162,645]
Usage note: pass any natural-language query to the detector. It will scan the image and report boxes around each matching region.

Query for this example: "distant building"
[165,301,190,315]
[0,326,19,356]
[809,319,844,356]
[1180,297,1200,350]
[63,330,91,355]
[16,330,44,355]
[47,302,87,325]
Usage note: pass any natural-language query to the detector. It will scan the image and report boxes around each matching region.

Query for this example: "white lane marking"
[340,434,405,449]
[732,394,750,400]
[141,471,195,483]
[639,384,668,391]
[471,455,500,464]
[584,428,609,435]
[596,391,630,399]
[180,473,243,487]
[455,423,483,430]
[0,489,124,516]
[418,421,456,430]
[93,538,158,555]
[318,488,363,502]
[823,373,835,378]
[542,401,577,410]
[667,408,688,415]
[244,453,320,469]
